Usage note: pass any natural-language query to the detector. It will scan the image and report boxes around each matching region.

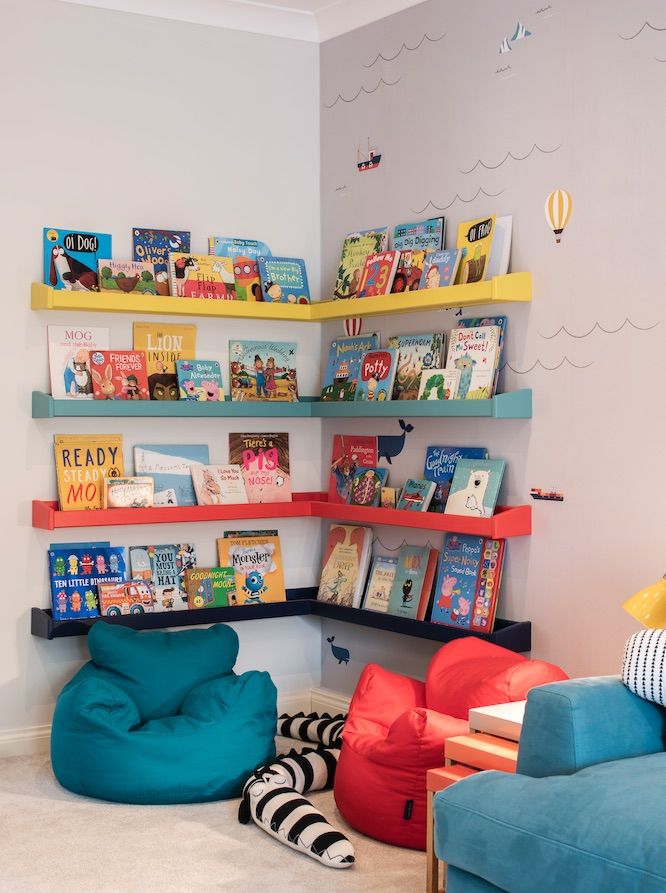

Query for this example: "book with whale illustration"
[133,444,209,506]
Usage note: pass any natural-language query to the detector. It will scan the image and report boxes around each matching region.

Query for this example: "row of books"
[317,524,505,633]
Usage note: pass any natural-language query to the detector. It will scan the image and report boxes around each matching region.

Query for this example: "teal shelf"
[32,389,532,419]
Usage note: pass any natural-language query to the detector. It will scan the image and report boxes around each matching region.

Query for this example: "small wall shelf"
[31,273,531,322]
[31,389,532,419]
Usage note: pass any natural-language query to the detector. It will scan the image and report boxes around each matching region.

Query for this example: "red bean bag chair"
[334,637,567,850]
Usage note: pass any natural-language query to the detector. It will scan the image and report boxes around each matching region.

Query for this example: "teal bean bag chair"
[51,622,277,804]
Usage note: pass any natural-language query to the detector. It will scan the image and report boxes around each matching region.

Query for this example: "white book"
[417,368,461,401]
[468,701,526,741]
[486,216,512,279]
[47,324,109,399]
[191,464,248,506]
[445,326,500,400]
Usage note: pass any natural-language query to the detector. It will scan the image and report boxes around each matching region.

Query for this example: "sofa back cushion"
[84,622,239,720]
[425,638,567,718]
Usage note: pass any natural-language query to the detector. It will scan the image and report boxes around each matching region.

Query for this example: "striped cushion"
[622,630,666,707]
[278,712,346,747]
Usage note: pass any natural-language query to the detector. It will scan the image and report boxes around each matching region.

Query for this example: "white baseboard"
[0,724,51,758]
[277,690,313,716]
[309,686,351,715]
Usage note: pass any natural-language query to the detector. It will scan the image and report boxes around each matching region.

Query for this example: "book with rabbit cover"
[317,524,373,608]
[228,433,291,503]
[129,543,196,612]
[132,228,190,294]
[48,325,109,399]
[89,351,149,400]
[54,434,124,511]
[217,533,286,605]
[444,458,505,518]
[44,227,112,291]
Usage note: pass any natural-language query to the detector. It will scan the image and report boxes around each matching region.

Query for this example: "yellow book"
[455,215,496,285]
[54,434,124,511]
[216,534,286,605]
[168,252,235,300]
[133,322,196,401]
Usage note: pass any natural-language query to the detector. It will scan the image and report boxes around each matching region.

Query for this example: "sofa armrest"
[517,676,666,777]
[345,663,426,735]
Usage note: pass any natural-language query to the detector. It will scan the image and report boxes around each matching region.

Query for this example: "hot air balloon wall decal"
[545,188,572,244]
[344,317,363,336]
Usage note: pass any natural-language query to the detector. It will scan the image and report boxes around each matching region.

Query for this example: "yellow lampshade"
[623,576,666,628]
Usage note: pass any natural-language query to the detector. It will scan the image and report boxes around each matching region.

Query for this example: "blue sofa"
[434,676,666,893]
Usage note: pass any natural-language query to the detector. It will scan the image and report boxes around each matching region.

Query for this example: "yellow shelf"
[31,273,531,322]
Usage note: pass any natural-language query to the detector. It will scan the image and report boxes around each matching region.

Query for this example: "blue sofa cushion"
[436,752,666,893]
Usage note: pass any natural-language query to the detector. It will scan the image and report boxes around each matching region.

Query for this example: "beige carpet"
[0,746,426,893]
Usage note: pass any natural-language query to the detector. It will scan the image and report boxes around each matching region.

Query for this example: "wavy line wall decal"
[363,32,446,67]
[500,357,594,373]
[539,319,659,339]
[620,21,666,40]
[460,143,561,174]
[323,77,400,109]
[411,187,505,215]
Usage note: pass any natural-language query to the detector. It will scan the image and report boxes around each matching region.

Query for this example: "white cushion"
[622,629,666,707]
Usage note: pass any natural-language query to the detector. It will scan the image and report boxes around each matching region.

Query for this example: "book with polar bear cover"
[444,458,505,518]
[424,446,489,514]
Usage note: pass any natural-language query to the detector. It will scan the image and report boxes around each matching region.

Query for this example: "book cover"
[393,218,445,252]
[446,325,501,399]
[362,555,398,613]
[396,479,436,511]
[185,566,236,609]
[357,251,400,298]
[455,216,496,284]
[176,359,224,401]
[133,322,196,401]
[49,546,126,620]
[97,580,155,617]
[132,228,191,294]
[54,434,124,511]
[169,252,236,300]
[209,239,271,301]
[257,256,310,304]
[89,350,149,401]
[328,434,378,503]
[457,315,507,397]
[191,464,248,506]
[423,446,489,513]
[388,333,443,400]
[133,443,209,507]
[317,524,373,608]
[334,227,389,299]
[209,237,271,259]
[380,486,398,509]
[44,227,112,291]
[354,348,399,402]
[486,216,512,278]
[217,534,286,605]
[320,334,379,401]
[229,340,298,402]
[348,467,388,507]
[97,259,157,295]
[228,433,291,503]
[419,249,461,289]
[417,368,461,401]
[103,477,154,509]
[129,543,196,612]
[47,325,109,399]
[390,249,426,293]
[387,545,435,620]
[445,458,506,518]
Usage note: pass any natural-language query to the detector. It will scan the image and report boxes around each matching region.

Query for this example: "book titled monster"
[334,227,389,299]
[229,340,298,402]
[320,334,379,401]
[423,446,489,513]
[228,433,291,503]
[48,545,126,620]
[54,434,124,511]
[132,228,190,295]
[257,256,310,304]
[129,543,196,612]
[176,359,224,401]
[133,322,197,401]
[217,533,286,605]
[44,228,112,291]
[388,333,443,400]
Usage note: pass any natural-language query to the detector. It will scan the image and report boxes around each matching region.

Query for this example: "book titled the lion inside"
[217,533,286,605]
[54,434,124,511]
[133,322,196,401]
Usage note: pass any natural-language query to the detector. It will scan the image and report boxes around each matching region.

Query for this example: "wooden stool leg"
[426,789,442,893]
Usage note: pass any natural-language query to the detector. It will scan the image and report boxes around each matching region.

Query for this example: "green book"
[185,567,236,609]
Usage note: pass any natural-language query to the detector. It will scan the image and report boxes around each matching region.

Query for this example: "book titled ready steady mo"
[132,228,190,295]
[97,259,157,295]
[129,543,196,612]
[387,333,443,400]
[354,348,399,401]
[133,322,197,401]
[320,334,379,401]
[54,434,124,511]
[133,443,209,507]
[334,227,389,299]
[89,350,149,401]
[257,256,310,304]
[169,252,236,300]
[445,325,501,400]
[317,524,373,608]
[229,340,298,403]
[48,545,126,620]
[44,227,112,291]
[176,359,224,401]
[228,433,291,503]
[47,325,109,399]
[423,446,489,513]
[217,533,286,605]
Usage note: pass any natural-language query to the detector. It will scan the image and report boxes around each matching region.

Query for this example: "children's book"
[97,580,155,617]
[133,444,209,507]
[419,249,461,289]
[393,218,445,252]
[387,545,438,621]
[209,237,271,259]
[320,334,380,401]
[103,476,154,509]
[354,348,399,402]
[191,464,248,506]
[455,216,496,284]
[228,433,291,503]
[357,251,400,298]
[97,260,157,295]
[430,533,505,631]
[387,333,443,400]
[486,216,512,279]
[328,434,378,504]
[362,555,398,613]
[169,252,236,300]
[209,239,271,301]
[445,458,506,518]
[217,533,286,605]
[317,524,373,608]
[132,228,190,294]
[184,566,236,609]
[129,543,196,612]
[334,227,389,299]
[229,340,298,402]
[133,322,196,401]
[176,359,224,401]
[423,446,489,513]
[48,545,126,620]
[54,434,124,511]
[44,228,112,291]
[348,467,388,507]
[390,250,426,293]
[445,325,501,399]
[257,256,310,304]
[417,368,461,401]
[380,487,398,509]
[457,316,507,397]
[396,479,436,512]
[47,325,109,399]
[89,350,149,401]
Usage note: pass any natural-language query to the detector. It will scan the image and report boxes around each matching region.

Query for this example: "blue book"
[354,348,399,402]
[133,444,210,506]
[209,237,271,259]
[393,218,445,252]
[396,479,436,512]
[257,256,310,304]
[419,249,461,289]
[320,334,379,401]
[387,545,436,620]
[423,446,489,513]
[132,228,190,287]
[44,227,112,291]
[430,533,483,628]
[348,467,388,507]
[444,458,506,518]
[175,360,224,401]
[48,546,126,620]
